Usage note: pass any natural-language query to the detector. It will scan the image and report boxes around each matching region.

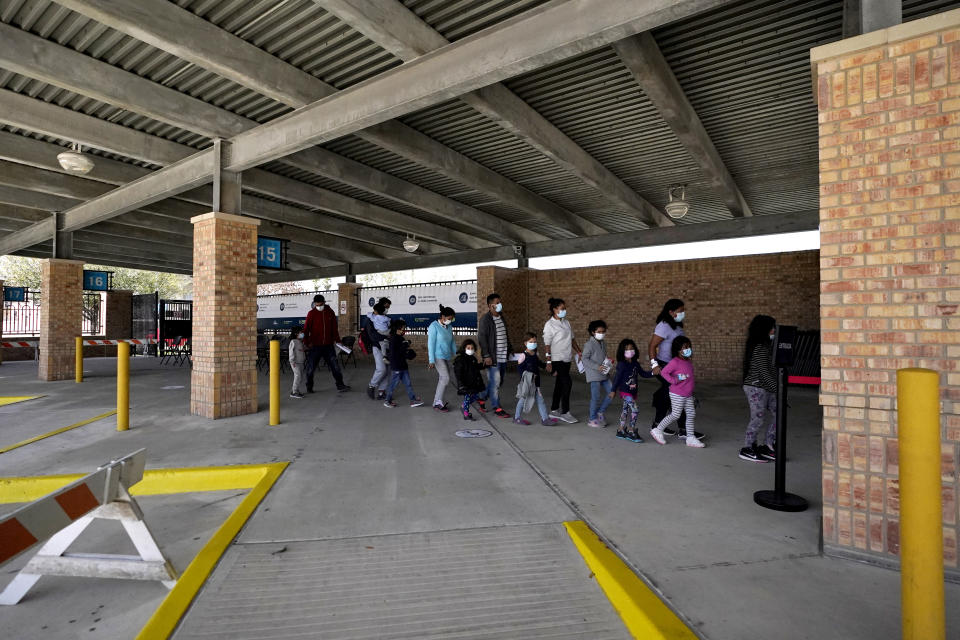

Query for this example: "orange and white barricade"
[0,449,177,604]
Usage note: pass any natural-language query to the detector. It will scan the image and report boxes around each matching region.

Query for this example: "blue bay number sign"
[83,270,112,291]
[257,236,288,270]
[3,286,27,302]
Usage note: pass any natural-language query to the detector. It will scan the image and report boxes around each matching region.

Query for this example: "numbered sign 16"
[257,236,285,270]
[83,270,111,291]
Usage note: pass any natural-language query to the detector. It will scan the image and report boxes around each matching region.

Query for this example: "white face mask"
[594,333,605,341]
[297,332,304,340]
[526,342,537,350]
[624,349,635,359]
[494,302,503,313]
[315,304,324,311]
[465,348,475,356]
[442,318,453,326]
[674,311,685,322]
[681,347,693,358]
[557,309,567,318]
[769,333,775,340]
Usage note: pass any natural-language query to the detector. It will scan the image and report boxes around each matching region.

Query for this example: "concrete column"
[190,212,260,419]
[38,258,83,381]
[813,13,960,576]
[0,278,4,366]
[843,0,902,37]
[337,282,361,338]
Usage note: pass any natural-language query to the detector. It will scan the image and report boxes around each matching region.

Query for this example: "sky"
[310,229,820,288]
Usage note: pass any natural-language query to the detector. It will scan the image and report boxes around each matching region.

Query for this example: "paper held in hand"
[335,342,351,354]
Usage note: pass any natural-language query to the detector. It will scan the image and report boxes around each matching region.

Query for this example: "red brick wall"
[814,13,960,573]
[477,253,819,384]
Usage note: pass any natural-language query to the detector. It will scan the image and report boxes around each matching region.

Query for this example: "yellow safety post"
[269,339,280,426]
[897,368,944,640]
[117,341,130,432]
[75,336,83,383]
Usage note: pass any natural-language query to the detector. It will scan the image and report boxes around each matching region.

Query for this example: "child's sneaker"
[587,419,603,428]
[433,403,450,413]
[757,444,776,461]
[627,430,644,443]
[383,400,398,408]
[367,386,375,399]
[377,390,386,400]
[463,412,476,421]
[410,398,425,408]
[477,399,487,413]
[650,428,667,445]
[494,408,511,419]
[686,436,706,448]
[513,417,531,425]
[739,445,767,463]
[289,392,303,399]
[615,429,631,440]
[541,417,559,426]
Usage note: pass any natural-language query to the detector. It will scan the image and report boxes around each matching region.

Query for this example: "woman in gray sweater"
[581,319,613,428]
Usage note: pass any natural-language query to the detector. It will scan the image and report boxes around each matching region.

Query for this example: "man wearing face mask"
[477,292,512,418]
[303,294,350,393]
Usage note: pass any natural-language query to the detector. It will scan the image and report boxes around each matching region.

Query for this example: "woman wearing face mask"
[543,297,581,423]
[648,299,703,441]
[288,325,306,399]
[739,315,778,463]
[428,304,457,412]
[581,320,613,428]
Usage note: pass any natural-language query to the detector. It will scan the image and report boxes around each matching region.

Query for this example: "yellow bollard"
[897,368,944,640]
[269,339,280,426]
[117,341,130,432]
[75,336,83,383]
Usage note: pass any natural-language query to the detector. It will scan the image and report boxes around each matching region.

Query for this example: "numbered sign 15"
[83,270,111,291]
[257,236,285,269]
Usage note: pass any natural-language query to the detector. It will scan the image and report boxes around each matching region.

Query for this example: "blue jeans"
[589,380,613,421]
[515,389,550,421]
[485,362,507,409]
[386,370,416,402]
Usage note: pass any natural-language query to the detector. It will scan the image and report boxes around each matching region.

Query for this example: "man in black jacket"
[477,292,512,418]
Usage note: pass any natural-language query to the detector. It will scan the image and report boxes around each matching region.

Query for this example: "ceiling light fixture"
[402,235,420,253]
[665,185,689,220]
[57,142,95,175]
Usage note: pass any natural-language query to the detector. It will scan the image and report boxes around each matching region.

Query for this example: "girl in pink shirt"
[650,337,705,448]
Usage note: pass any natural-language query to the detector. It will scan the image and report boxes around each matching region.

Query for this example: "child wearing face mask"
[650,336,705,448]
[513,332,560,426]
[288,325,306,398]
[610,338,653,442]
[454,339,488,421]
[581,320,613,428]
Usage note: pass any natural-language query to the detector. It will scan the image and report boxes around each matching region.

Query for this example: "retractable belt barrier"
[0,449,177,605]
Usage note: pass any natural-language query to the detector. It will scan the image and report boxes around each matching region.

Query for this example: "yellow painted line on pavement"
[565,520,698,640]
[0,410,117,454]
[0,462,289,640]
[0,395,44,407]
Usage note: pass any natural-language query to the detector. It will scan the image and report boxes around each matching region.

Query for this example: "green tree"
[0,256,192,299]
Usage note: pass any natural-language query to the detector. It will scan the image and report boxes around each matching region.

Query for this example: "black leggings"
[652,359,686,431]
[550,360,573,414]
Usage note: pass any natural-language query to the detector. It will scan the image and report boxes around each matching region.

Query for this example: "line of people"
[289,291,781,462]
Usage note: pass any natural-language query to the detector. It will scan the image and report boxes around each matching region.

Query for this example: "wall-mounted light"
[57,142,95,175]
[665,185,689,220]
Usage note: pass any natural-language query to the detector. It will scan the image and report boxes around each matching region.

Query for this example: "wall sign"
[83,270,112,291]
[257,236,288,270]
[3,287,27,302]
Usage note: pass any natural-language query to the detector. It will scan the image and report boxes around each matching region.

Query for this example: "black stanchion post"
[754,325,808,512]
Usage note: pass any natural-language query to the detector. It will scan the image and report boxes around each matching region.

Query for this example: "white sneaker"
[686,436,706,448]
[650,428,667,445]
[558,412,578,424]
[587,419,604,428]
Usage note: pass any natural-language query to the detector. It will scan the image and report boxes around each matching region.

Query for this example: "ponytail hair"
[439,304,455,318]
[548,297,565,317]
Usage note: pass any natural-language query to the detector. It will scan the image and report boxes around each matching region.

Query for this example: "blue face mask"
[495,302,503,313]
[675,311,685,323]
[297,332,304,340]
[526,342,537,351]
[557,309,567,318]
[681,347,692,358]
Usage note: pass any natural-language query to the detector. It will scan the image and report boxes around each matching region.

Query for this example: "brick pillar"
[104,289,133,339]
[337,282,361,338]
[813,11,960,576]
[38,259,83,381]
[190,212,259,419]
[0,278,4,366]
[476,265,532,349]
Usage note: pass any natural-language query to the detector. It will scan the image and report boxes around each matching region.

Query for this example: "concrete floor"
[0,356,957,639]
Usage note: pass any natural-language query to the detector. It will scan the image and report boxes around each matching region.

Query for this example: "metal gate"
[158,300,192,358]
[132,292,159,356]
[82,293,103,336]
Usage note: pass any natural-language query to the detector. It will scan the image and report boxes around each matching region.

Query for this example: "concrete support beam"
[320,0,670,228]
[843,0,902,37]
[53,212,73,260]
[260,210,818,283]
[53,0,596,236]
[613,33,752,217]
[211,141,242,216]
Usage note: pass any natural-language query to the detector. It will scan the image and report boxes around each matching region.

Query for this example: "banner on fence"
[256,290,339,332]
[361,283,477,331]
